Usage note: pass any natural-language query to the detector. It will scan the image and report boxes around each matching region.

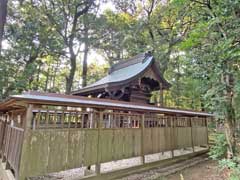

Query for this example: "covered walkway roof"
[0,92,213,117]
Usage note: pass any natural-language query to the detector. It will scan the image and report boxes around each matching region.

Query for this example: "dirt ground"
[161,160,228,180]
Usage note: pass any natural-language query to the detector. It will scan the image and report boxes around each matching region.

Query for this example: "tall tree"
[178,0,240,158]
[41,0,96,94]
[82,14,89,87]
[0,0,8,54]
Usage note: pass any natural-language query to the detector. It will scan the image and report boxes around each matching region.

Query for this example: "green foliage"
[0,1,239,152]
[219,158,238,170]
[219,158,240,180]
[0,5,240,180]
[209,133,227,160]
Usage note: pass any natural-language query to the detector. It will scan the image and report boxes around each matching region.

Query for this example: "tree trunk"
[44,66,50,92]
[0,0,8,54]
[65,2,93,94]
[34,63,42,90]
[224,97,236,159]
[66,52,76,94]
[225,120,235,159]
[223,73,236,158]
[82,15,89,88]
[52,59,59,91]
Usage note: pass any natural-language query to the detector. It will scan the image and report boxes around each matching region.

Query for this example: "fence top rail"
[0,92,214,117]
[7,125,24,132]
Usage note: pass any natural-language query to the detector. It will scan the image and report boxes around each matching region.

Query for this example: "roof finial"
[145,49,153,57]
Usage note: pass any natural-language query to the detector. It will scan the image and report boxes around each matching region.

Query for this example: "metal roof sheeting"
[10,93,213,117]
[76,56,153,90]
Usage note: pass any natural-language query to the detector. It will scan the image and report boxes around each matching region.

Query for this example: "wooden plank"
[14,130,24,177]
[190,118,195,152]
[84,129,98,166]
[96,112,103,175]
[176,127,192,149]
[6,127,14,169]
[123,129,134,158]
[143,128,152,155]
[99,129,113,163]
[158,128,165,152]
[184,127,191,148]
[67,130,85,169]
[4,126,11,161]
[112,129,124,161]
[152,128,159,154]
[164,127,172,151]
[48,130,69,172]
[18,130,50,179]
[205,118,209,148]
[193,127,208,146]
[0,121,5,154]
[141,114,145,164]
[133,129,141,157]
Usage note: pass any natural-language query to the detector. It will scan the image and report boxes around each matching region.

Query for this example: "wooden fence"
[0,124,24,178]
[0,111,25,179]
[17,109,208,180]
[0,120,6,155]
[0,103,210,180]
[4,126,24,176]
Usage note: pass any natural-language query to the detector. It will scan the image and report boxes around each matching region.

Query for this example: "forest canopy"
[0,0,240,168]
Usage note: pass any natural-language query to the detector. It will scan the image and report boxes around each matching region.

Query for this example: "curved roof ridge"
[109,53,147,73]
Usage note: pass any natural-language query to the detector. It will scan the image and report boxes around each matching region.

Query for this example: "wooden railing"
[31,109,207,129]
[2,125,24,177]
[32,109,98,129]
[0,120,6,155]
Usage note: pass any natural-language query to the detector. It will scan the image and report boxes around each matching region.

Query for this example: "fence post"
[171,117,174,158]
[206,117,209,149]
[24,104,33,130]
[0,116,7,159]
[190,117,195,152]
[141,114,145,164]
[18,104,33,180]
[5,126,12,170]
[96,111,103,175]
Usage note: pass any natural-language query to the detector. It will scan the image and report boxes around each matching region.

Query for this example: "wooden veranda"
[0,92,213,180]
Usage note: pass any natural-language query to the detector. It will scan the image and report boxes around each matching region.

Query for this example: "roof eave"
[4,93,214,117]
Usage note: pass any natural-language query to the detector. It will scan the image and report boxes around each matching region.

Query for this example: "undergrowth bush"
[219,158,240,180]
[209,133,227,160]
[209,133,240,180]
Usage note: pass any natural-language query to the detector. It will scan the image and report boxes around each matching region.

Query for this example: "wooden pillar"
[96,111,103,175]
[159,83,164,106]
[18,104,33,180]
[24,104,33,130]
[5,112,14,168]
[0,114,7,159]
[206,117,209,149]
[141,114,145,164]
[5,126,12,170]
[190,117,195,152]
[171,117,174,158]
